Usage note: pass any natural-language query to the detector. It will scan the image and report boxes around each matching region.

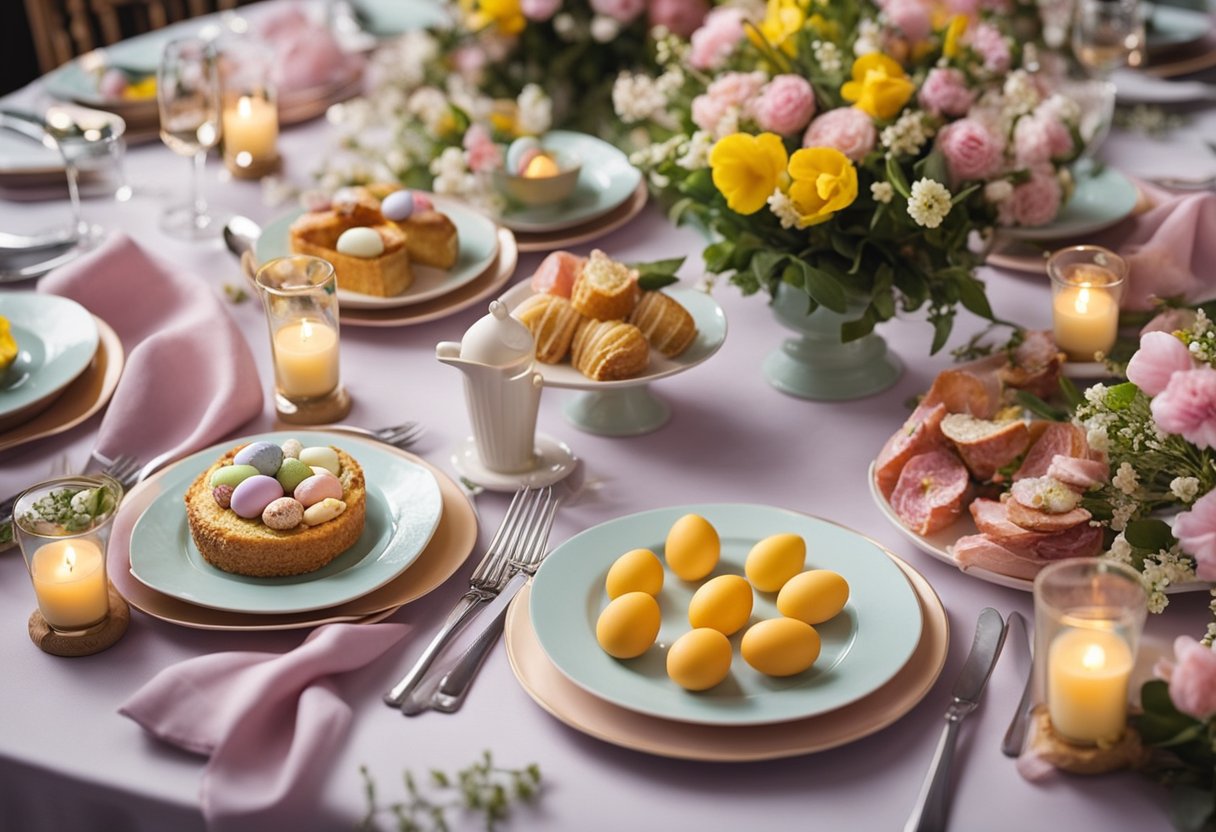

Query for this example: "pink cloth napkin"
[120,622,410,832]
[254,4,359,92]
[39,233,263,465]
[1095,189,1216,311]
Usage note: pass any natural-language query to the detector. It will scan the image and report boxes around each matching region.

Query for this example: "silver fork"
[383,487,545,709]
[0,454,140,546]
[324,421,424,449]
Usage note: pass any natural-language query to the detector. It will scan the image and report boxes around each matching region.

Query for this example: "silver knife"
[1001,611,1035,758]
[905,607,1007,832]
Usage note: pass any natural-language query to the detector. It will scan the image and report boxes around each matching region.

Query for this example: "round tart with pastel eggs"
[184,439,366,578]
[510,249,699,381]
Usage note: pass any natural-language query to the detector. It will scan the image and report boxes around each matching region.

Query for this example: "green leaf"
[1014,390,1069,422]
[1105,382,1140,411]
[950,183,981,206]
[930,315,953,355]
[1169,785,1216,832]
[702,241,733,273]
[751,250,788,284]
[915,150,949,187]
[637,273,678,291]
[840,306,877,342]
[1142,680,1178,715]
[957,275,994,320]
[799,261,849,314]
[1125,518,1176,553]
[885,154,912,199]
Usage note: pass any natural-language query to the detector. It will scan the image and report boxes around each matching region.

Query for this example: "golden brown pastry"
[628,291,697,358]
[570,249,639,320]
[395,210,459,270]
[288,199,413,297]
[514,294,581,364]
[571,319,650,381]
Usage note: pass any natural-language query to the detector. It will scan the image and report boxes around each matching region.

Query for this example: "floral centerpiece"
[615,0,1082,351]
[318,0,712,208]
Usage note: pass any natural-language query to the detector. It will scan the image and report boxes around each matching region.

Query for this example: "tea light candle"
[29,539,109,630]
[274,318,339,398]
[1047,627,1134,743]
[523,154,560,178]
[1052,264,1120,361]
[222,94,278,170]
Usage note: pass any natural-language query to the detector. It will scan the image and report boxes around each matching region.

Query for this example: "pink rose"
[691,94,728,133]
[1156,636,1216,719]
[969,22,1012,73]
[462,125,502,174]
[452,45,487,79]
[1014,113,1073,166]
[1005,168,1061,227]
[937,119,1004,183]
[918,68,975,118]
[691,71,768,134]
[884,0,932,42]
[947,0,981,14]
[753,75,817,136]
[803,107,877,161]
[1152,367,1216,450]
[1126,331,1194,397]
[521,0,561,21]
[649,0,710,37]
[689,7,746,70]
[590,0,644,24]
[1141,308,1199,337]
[1175,495,1216,581]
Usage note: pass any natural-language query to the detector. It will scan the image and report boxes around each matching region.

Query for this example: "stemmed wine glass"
[1071,0,1145,78]
[157,38,222,239]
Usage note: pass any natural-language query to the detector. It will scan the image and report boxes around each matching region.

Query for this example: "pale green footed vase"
[763,282,903,401]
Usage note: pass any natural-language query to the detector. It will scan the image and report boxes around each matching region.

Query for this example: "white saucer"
[451,433,579,492]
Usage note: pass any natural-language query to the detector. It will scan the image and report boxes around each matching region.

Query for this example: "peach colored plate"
[108,437,477,630]
[514,180,648,254]
[504,551,948,761]
[0,315,123,455]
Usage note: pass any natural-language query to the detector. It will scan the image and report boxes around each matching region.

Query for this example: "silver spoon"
[223,214,262,259]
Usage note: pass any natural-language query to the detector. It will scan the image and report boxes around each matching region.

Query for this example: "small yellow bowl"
[493,150,581,207]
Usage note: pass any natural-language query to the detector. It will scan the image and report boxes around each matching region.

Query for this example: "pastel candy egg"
[99,69,128,99]
[381,190,415,221]
[281,438,303,460]
[299,446,340,475]
[230,475,284,519]
[506,136,540,174]
[413,193,433,212]
[311,466,337,478]
[336,227,384,258]
[262,497,304,530]
[294,474,343,507]
[234,442,284,476]
[303,497,346,526]
[212,485,234,509]
[275,458,313,494]
[209,464,259,489]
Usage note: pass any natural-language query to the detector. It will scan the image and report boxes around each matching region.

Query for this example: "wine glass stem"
[64,160,87,240]
[191,150,208,228]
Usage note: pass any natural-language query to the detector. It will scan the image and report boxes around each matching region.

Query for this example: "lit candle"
[30,539,109,630]
[273,318,340,398]
[222,94,278,169]
[1047,627,1134,743]
[1051,264,1120,362]
[523,154,560,178]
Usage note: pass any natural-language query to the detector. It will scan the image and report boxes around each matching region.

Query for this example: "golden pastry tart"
[628,291,697,358]
[571,319,650,381]
[515,294,581,364]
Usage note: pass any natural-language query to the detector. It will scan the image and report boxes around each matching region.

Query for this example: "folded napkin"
[254,4,359,92]
[39,233,263,466]
[120,622,410,832]
[1096,190,1216,311]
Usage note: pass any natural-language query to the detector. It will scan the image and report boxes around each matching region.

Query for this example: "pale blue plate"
[0,294,98,420]
[1001,165,1139,242]
[128,431,443,614]
[530,504,923,726]
[1148,5,1212,51]
[255,196,500,309]
[354,0,450,36]
[499,131,643,234]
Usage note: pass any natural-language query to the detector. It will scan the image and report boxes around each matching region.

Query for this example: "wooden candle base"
[1026,705,1149,774]
[225,153,281,180]
[28,584,129,657]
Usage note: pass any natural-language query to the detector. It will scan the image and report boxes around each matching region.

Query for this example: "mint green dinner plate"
[128,431,442,614]
[255,197,500,310]
[1147,5,1212,51]
[499,131,643,234]
[530,504,923,726]
[354,0,450,36]
[1001,165,1139,243]
[0,294,98,420]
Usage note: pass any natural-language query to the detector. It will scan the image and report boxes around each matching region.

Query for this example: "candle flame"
[300,319,314,342]
[238,95,253,119]
[1082,643,1106,670]
[64,544,76,574]
[1074,284,1092,315]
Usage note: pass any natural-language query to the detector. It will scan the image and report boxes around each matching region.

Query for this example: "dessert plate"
[1146,4,1213,53]
[508,554,947,760]
[497,131,643,234]
[353,0,450,36]
[0,294,99,428]
[255,197,501,310]
[514,180,648,254]
[109,439,478,630]
[128,431,443,614]
[0,315,122,455]
[998,166,1139,243]
[529,504,923,727]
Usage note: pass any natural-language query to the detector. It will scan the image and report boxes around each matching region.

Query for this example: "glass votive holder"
[13,475,123,636]
[1034,558,1147,746]
[219,43,279,180]
[255,255,352,424]
[1048,245,1127,363]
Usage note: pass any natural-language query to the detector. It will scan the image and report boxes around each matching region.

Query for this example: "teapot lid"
[459,300,534,366]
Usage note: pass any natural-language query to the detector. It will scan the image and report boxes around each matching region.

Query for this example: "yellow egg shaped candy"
[744,533,806,592]
[666,628,733,691]
[0,316,16,372]
[595,592,661,659]
[688,574,753,636]
[605,548,664,599]
[740,618,821,677]
[665,514,720,581]
[777,569,850,625]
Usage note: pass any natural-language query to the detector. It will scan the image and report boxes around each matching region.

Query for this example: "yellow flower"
[786,147,858,227]
[709,132,790,215]
[751,0,806,56]
[464,0,525,36]
[943,15,968,59]
[489,101,518,136]
[841,53,916,121]
[805,13,840,41]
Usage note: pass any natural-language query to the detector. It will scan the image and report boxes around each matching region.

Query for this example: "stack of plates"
[109,430,479,630]
[0,295,124,454]
[507,504,948,760]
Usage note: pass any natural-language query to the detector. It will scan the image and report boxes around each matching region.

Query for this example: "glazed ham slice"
[953,534,1050,581]
[1046,455,1109,490]
[530,251,586,298]
[970,499,1103,559]
[923,363,1002,419]
[890,450,970,535]
[1005,499,1092,533]
[874,403,947,498]
[1000,330,1065,400]
[1014,422,1088,481]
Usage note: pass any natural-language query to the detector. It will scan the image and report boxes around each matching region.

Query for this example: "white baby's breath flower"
[907,178,952,229]
[881,111,934,157]
[767,188,801,230]
[677,131,712,171]
[1171,476,1202,503]
[870,181,894,204]
[553,12,577,39]
[854,19,882,56]
[1113,462,1140,495]
[1086,426,1110,453]
[590,15,620,43]
[613,73,667,124]
[516,84,552,135]
[1002,70,1040,117]
[812,40,842,73]
[984,180,1013,204]
[1108,532,1134,561]
[1111,502,1136,532]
